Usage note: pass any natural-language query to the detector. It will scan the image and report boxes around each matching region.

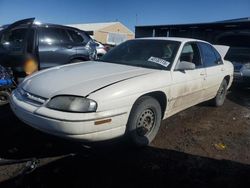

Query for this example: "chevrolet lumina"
[10,38,234,146]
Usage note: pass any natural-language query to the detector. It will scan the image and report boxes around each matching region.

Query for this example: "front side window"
[179,43,202,68]
[0,28,28,52]
[100,40,180,70]
[199,42,219,67]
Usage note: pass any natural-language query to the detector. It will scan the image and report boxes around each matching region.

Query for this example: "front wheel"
[212,79,228,107]
[0,90,10,106]
[69,59,84,64]
[126,96,162,147]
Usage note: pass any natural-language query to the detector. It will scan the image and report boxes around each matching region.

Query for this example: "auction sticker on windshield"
[148,56,170,68]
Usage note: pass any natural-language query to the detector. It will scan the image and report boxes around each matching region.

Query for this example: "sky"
[0,0,249,31]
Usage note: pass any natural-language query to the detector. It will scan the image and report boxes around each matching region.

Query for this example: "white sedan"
[10,38,234,146]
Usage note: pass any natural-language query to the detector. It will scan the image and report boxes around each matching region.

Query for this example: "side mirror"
[175,61,196,71]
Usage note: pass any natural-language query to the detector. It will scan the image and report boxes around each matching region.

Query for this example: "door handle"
[221,68,225,71]
[200,72,206,76]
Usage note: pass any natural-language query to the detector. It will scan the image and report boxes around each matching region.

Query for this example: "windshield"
[100,39,180,70]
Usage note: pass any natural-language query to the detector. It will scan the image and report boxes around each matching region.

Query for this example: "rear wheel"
[126,96,162,147]
[97,53,104,59]
[212,79,228,107]
[0,91,10,106]
[69,59,85,64]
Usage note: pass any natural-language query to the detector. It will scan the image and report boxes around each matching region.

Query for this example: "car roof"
[135,37,208,43]
[7,23,85,33]
[2,18,87,33]
[37,23,82,31]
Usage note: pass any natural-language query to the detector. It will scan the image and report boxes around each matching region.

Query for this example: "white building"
[68,22,134,45]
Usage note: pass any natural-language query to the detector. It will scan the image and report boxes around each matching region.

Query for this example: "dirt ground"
[0,86,249,188]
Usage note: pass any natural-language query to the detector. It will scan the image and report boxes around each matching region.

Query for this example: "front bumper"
[10,90,128,142]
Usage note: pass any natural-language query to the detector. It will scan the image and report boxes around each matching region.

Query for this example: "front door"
[168,42,206,116]
[66,29,90,59]
[0,18,35,78]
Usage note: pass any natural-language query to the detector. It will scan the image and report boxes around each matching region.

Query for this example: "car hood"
[21,61,157,98]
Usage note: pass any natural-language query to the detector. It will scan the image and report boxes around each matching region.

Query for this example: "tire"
[212,79,228,107]
[0,91,10,106]
[126,96,162,147]
[70,59,84,64]
[97,54,104,59]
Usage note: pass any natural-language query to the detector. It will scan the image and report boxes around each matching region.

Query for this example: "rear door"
[198,42,225,99]
[38,26,76,69]
[66,29,91,60]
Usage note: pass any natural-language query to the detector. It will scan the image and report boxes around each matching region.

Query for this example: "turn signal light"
[94,118,112,125]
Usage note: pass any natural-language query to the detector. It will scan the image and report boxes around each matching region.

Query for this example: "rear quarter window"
[212,46,223,64]
[67,29,89,43]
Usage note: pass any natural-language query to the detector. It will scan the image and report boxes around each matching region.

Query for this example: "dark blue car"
[0,65,14,105]
[0,18,97,105]
[225,47,250,87]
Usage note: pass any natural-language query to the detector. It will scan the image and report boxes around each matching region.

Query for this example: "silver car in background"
[225,47,250,87]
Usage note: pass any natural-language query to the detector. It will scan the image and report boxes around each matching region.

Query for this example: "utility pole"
[136,13,138,26]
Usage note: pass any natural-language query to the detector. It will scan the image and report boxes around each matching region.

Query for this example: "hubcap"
[0,92,9,104]
[136,108,155,137]
[218,86,225,100]
[0,95,8,102]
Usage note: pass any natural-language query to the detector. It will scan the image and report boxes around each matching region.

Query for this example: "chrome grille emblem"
[18,88,46,105]
[25,92,46,104]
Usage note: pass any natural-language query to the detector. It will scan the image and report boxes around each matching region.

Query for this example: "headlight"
[46,95,97,113]
[243,63,250,69]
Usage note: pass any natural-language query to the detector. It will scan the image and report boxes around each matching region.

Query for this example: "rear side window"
[39,27,71,44]
[199,42,218,67]
[212,46,223,64]
[67,29,84,43]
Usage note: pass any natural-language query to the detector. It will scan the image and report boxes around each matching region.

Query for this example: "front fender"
[88,71,171,115]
